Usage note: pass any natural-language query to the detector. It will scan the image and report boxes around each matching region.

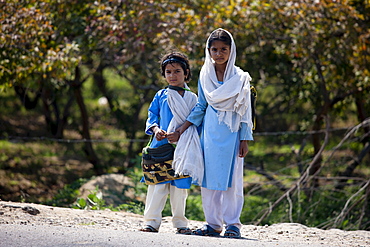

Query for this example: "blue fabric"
[187,81,253,190]
[142,89,192,189]
[188,81,253,141]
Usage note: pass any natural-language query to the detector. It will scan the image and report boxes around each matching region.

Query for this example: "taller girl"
[177,28,254,238]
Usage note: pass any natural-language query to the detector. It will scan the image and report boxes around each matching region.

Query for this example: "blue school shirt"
[187,81,253,190]
[142,89,192,189]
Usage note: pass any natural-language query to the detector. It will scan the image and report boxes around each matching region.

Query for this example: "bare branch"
[327,118,370,162]
[333,179,370,228]
[255,116,331,225]
[244,162,288,192]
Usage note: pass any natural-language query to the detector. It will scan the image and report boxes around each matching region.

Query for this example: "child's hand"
[153,127,167,141]
[176,121,192,135]
[239,140,249,157]
[166,131,181,143]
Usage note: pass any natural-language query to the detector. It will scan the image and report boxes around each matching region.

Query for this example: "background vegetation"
[1,0,369,230]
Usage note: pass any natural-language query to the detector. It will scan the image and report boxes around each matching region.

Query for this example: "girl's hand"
[153,127,167,141]
[176,121,193,136]
[166,131,181,143]
[239,140,249,157]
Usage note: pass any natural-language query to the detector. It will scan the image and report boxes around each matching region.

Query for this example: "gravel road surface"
[1,201,369,247]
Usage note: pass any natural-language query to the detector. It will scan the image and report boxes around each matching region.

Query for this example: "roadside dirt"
[0,201,369,247]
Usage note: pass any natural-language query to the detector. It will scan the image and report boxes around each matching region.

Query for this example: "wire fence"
[0,127,351,144]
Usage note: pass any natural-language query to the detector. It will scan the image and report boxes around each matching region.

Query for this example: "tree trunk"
[309,111,326,188]
[40,86,60,136]
[55,92,74,138]
[72,66,103,175]
[308,54,331,188]
[336,141,370,190]
[13,85,40,110]
[93,65,150,171]
[355,95,370,140]
[73,85,103,175]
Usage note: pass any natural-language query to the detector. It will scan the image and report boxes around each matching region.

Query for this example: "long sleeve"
[187,81,207,126]
[239,122,253,141]
[145,89,173,148]
[145,92,161,135]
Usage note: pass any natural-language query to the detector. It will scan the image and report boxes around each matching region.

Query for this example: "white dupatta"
[167,86,204,185]
[200,28,253,132]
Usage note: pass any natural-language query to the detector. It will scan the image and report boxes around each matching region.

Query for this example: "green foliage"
[0,0,81,88]
[73,186,106,210]
[113,202,145,215]
[1,0,370,231]
[239,179,370,231]
[126,164,149,200]
[185,193,205,221]
[46,178,88,207]
[72,188,145,215]
[241,195,270,224]
[162,186,205,221]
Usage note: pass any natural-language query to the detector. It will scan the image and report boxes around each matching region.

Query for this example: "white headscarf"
[199,28,253,132]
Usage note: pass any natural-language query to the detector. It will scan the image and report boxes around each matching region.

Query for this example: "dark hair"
[160,52,191,81]
[207,29,232,48]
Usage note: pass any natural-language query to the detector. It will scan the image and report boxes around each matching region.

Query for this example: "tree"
[245,0,370,185]
[0,0,80,88]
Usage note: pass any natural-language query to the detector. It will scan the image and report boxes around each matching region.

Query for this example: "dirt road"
[1,201,369,247]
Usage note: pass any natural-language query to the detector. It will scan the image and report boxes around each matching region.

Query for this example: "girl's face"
[164,62,188,87]
[209,40,231,65]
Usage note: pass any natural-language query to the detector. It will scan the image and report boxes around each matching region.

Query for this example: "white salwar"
[144,183,188,230]
[201,155,244,231]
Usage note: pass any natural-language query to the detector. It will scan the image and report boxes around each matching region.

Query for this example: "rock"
[78,174,143,207]
[22,206,40,215]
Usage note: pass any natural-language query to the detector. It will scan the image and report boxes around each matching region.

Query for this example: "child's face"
[209,40,231,65]
[164,63,188,87]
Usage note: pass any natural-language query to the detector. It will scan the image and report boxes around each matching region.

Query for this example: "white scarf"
[200,28,253,132]
[167,86,204,185]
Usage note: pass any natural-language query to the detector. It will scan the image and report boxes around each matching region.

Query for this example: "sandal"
[192,225,221,237]
[176,227,192,235]
[224,225,241,239]
[139,225,158,233]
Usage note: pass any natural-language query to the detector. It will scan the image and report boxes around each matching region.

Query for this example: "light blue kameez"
[187,81,253,191]
[143,89,192,189]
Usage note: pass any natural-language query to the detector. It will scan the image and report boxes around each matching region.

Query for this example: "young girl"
[177,29,254,238]
[140,52,203,234]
